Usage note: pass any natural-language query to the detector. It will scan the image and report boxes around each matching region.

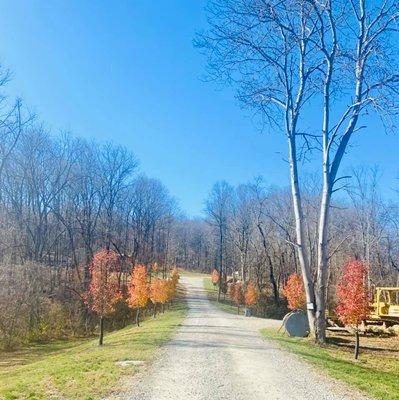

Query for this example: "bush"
[0,262,89,349]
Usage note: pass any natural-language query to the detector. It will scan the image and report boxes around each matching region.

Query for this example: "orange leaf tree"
[165,279,176,306]
[85,249,122,345]
[159,279,169,312]
[127,265,149,326]
[150,278,168,316]
[168,266,180,302]
[283,273,306,311]
[336,259,369,359]
[171,266,180,293]
[229,281,236,302]
[245,282,259,312]
[211,269,219,288]
[152,262,159,277]
[232,282,244,314]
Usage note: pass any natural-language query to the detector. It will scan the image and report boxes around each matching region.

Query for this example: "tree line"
[2,0,399,348]
[3,112,390,348]
[0,64,186,348]
[195,0,399,342]
[181,172,399,318]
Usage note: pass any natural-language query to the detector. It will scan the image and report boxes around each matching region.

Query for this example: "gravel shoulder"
[108,276,371,400]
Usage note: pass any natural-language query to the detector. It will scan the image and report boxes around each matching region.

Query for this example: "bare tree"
[197,0,399,342]
[205,181,234,301]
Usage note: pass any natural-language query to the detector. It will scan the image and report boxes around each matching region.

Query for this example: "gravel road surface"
[109,275,370,400]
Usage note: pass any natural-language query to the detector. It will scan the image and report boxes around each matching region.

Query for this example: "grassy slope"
[203,276,243,315]
[0,299,187,400]
[261,329,399,400]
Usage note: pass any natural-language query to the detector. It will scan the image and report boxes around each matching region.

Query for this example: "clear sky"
[0,1,398,216]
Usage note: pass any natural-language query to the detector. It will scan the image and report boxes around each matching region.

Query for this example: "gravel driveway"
[110,275,370,400]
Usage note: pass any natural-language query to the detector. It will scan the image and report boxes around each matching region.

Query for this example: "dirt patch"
[326,330,399,359]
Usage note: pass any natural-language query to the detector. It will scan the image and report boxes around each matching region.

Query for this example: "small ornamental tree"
[283,273,306,311]
[170,266,180,298]
[85,249,122,345]
[245,282,259,315]
[232,282,244,314]
[336,259,369,360]
[229,281,236,302]
[169,267,180,302]
[211,269,219,288]
[152,262,159,277]
[127,265,149,326]
[220,274,228,298]
[165,279,175,306]
[159,279,169,312]
[150,278,168,316]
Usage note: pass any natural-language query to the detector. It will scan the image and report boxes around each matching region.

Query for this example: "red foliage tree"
[127,265,149,326]
[220,274,228,298]
[283,273,306,311]
[229,281,236,301]
[245,282,259,311]
[231,282,244,314]
[85,249,122,345]
[211,269,220,287]
[336,259,369,359]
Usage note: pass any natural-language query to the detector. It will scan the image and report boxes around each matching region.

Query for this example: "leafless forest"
[1,0,399,350]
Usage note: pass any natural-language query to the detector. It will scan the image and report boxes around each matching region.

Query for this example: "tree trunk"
[136,308,140,327]
[267,254,279,305]
[153,303,157,318]
[288,135,316,332]
[316,52,334,344]
[354,329,360,360]
[315,176,331,344]
[258,224,279,305]
[241,260,245,284]
[218,225,223,302]
[99,316,104,346]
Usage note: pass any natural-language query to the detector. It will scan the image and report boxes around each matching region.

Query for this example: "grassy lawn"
[261,328,399,400]
[203,277,243,315]
[0,298,187,400]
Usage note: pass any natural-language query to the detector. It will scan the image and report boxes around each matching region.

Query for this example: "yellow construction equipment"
[369,287,399,325]
[327,287,399,330]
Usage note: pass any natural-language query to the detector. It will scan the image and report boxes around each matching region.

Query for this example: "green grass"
[261,328,399,400]
[203,277,243,315]
[180,269,207,278]
[0,299,188,400]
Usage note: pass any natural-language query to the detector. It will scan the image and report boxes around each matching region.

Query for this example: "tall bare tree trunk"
[315,175,331,343]
[316,54,334,343]
[288,135,316,332]
[218,226,223,302]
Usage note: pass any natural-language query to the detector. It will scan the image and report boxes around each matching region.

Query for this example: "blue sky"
[0,1,398,216]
